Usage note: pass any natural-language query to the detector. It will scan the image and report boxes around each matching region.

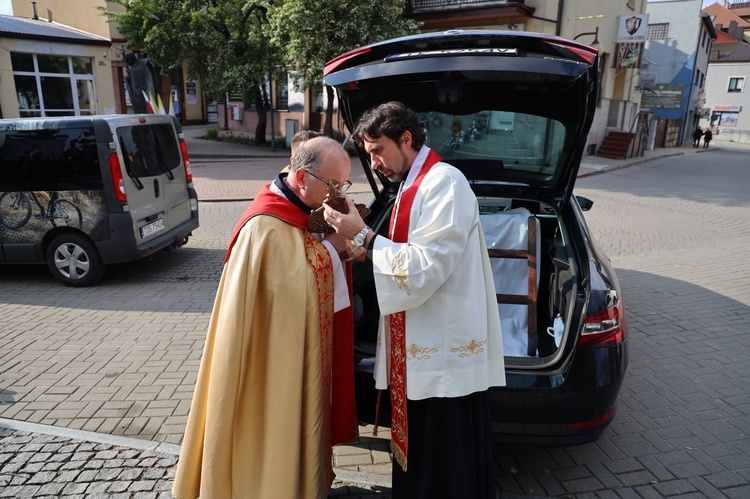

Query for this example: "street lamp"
[574,27,600,50]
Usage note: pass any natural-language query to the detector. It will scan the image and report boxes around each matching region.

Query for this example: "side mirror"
[576,195,594,211]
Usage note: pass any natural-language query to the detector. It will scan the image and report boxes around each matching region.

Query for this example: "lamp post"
[574,27,600,50]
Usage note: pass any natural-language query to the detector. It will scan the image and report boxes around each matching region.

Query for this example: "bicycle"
[0,191,83,230]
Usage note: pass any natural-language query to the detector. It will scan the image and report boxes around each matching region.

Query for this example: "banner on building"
[640,83,683,110]
[615,14,649,69]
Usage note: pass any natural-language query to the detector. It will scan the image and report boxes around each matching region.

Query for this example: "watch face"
[353,234,365,247]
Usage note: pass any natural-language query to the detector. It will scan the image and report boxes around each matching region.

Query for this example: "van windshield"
[420,111,566,178]
[117,124,181,179]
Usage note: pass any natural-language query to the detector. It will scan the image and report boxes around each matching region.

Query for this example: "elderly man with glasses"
[174,136,357,499]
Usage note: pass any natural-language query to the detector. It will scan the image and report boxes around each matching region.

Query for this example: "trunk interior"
[352,193,579,371]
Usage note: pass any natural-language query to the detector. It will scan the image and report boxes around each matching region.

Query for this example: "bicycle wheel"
[0,191,33,228]
[51,199,83,230]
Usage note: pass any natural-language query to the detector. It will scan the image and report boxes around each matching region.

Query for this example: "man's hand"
[323,197,365,240]
[322,231,350,260]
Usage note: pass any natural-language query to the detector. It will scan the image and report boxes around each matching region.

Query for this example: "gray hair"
[291,136,342,173]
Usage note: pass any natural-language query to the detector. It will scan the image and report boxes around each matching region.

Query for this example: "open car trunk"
[325,30,602,425]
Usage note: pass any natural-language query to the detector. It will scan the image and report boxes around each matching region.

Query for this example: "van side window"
[0,126,101,191]
[117,124,181,178]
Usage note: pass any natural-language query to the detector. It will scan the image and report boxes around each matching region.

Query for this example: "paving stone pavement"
[2,126,749,497]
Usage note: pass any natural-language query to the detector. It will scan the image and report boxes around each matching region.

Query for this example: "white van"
[0,114,199,286]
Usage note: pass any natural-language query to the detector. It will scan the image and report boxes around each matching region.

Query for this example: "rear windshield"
[0,126,101,191]
[421,111,565,177]
[117,123,181,178]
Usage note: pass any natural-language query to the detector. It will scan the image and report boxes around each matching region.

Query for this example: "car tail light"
[579,300,627,347]
[567,406,616,430]
[541,37,598,66]
[108,152,127,202]
[179,139,193,182]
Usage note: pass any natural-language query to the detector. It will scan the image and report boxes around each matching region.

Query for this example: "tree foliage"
[105,0,273,96]
[267,0,420,135]
[103,0,420,139]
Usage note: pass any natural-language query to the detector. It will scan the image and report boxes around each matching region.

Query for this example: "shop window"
[14,75,41,117]
[11,52,96,117]
[10,52,34,72]
[37,54,70,74]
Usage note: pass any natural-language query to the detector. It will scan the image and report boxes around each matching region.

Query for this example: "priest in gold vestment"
[173,137,355,499]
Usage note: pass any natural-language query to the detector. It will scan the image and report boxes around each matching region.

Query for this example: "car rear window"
[422,110,565,177]
[117,123,181,179]
[0,126,101,191]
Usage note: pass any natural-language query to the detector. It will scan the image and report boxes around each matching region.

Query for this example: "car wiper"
[119,139,144,190]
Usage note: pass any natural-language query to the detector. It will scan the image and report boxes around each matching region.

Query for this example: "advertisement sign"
[640,83,683,109]
[186,81,197,105]
[615,14,649,69]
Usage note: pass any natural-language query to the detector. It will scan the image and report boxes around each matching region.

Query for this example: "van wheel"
[46,233,105,287]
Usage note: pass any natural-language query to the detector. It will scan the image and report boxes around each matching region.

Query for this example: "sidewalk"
[1,127,745,498]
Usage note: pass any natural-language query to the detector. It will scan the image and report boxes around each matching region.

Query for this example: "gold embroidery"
[406,343,438,360]
[451,339,487,358]
[391,252,410,295]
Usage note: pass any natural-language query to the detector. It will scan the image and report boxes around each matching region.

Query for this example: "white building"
[700,1,750,143]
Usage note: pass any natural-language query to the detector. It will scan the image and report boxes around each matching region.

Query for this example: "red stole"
[224,183,358,445]
[388,148,442,471]
[225,184,308,262]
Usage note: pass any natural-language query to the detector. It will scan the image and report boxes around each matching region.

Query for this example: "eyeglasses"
[304,169,352,193]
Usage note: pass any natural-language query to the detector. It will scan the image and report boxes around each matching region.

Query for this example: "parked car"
[324,30,628,445]
[0,114,199,286]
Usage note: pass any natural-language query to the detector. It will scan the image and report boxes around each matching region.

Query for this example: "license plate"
[140,218,165,238]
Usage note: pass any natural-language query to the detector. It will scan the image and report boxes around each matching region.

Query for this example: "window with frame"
[728,77,744,92]
[647,23,669,40]
[10,52,96,117]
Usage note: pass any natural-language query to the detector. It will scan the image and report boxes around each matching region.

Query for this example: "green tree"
[103,0,276,143]
[267,0,419,137]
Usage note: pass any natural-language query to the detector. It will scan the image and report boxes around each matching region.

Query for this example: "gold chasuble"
[173,186,337,499]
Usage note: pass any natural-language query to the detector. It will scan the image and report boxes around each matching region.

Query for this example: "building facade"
[700,1,750,143]
[1,0,207,123]
[642,0,716,147]
[0,5,115,119]
[223,0,651,155]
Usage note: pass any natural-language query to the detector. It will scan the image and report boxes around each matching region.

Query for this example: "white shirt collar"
[403,145,431,189]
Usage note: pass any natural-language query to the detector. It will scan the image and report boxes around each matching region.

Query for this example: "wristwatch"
[352,226,372,248]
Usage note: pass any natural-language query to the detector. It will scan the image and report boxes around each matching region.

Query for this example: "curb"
[0,417,392,490]
[0,417,181,456]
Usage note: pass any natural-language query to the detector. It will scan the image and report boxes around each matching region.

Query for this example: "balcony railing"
[409,0,512,12]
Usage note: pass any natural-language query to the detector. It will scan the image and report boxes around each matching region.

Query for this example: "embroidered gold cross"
[391,252,410,295]
[451,339,487,358]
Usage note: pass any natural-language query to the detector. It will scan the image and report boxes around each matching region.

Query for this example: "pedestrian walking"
[692,126,703,148]
[703,128,713,149]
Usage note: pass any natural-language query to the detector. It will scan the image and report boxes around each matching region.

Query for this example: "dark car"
[324,30,628,445]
